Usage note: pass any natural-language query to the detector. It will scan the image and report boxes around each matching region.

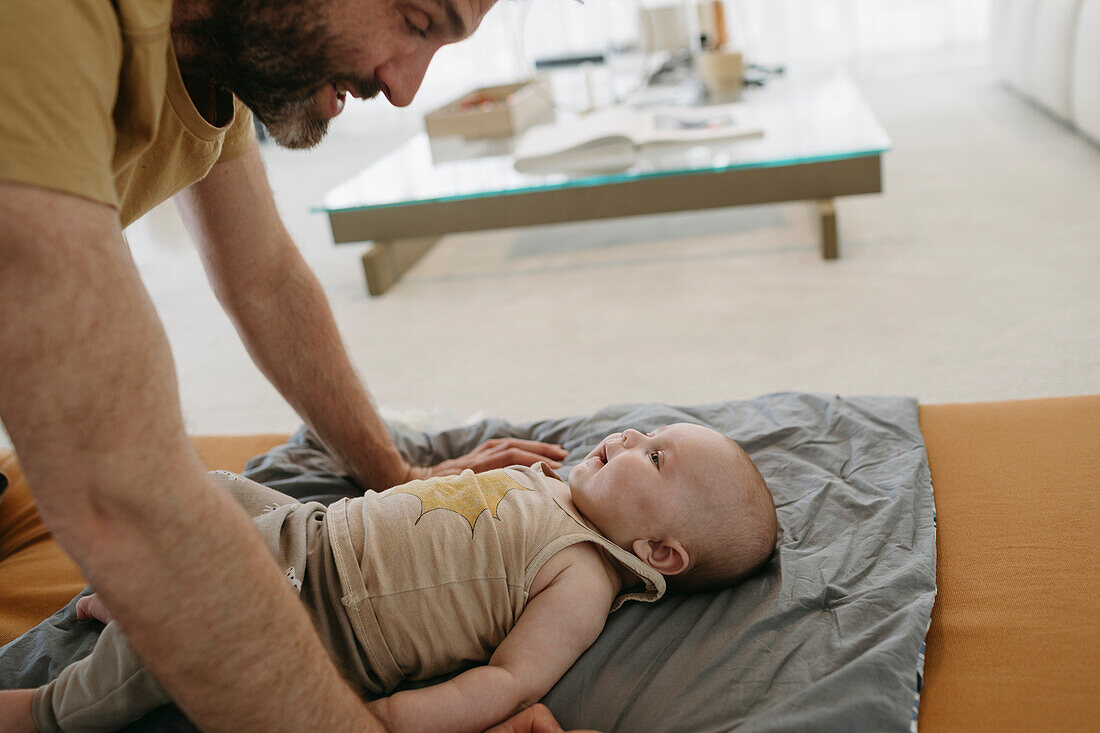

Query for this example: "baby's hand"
[75,593,113,624]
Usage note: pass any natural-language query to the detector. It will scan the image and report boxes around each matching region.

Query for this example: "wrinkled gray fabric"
[0,393,936,733]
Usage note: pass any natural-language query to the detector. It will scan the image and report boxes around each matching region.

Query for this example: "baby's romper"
[32,466,666,731]
[325,464,665,693]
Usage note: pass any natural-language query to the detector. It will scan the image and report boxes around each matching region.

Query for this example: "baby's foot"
[75,592,113,624]
[0,689,36,733]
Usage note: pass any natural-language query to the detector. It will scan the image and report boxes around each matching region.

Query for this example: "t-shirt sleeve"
[217,96,257,164]
[0,0,124,208]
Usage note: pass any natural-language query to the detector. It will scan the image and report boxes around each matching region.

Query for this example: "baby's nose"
[622,428,645,447]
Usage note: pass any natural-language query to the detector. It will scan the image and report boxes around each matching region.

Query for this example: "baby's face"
[568,423,743,549]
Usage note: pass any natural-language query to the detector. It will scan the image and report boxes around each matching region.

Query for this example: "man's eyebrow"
[425,0,468,39]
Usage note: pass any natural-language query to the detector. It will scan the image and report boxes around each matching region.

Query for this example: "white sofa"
[992,0,1100,144]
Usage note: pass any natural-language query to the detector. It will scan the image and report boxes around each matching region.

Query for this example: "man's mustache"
[344,77,385,101]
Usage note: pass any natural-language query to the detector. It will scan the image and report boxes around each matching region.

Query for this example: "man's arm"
[0,181,382,732]
[367,544,617,732]
[175,142,566,491]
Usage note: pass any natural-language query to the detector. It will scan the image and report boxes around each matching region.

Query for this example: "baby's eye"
[650,451,660,468]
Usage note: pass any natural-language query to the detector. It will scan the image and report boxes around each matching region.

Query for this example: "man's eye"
[406,18,429,38]
[650,451,660,468]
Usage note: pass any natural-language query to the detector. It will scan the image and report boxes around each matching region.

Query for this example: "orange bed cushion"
[917,396,1099,731]
[1,399,1097,729]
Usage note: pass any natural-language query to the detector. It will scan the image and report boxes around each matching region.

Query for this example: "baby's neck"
[549,479,646,593]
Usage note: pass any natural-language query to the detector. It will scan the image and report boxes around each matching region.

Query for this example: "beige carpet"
[3,65,1098,448]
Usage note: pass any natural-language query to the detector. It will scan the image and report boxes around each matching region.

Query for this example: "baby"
[0,423,777,732]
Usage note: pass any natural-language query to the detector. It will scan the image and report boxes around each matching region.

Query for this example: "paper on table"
[513,103,764,174]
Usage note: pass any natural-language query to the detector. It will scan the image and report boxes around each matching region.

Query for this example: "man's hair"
[667,440,777,593]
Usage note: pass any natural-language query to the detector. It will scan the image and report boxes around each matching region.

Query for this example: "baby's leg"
[18,475,300,732]
[30,620,171,732]
[208,470,300,518]
[75,593,112,624]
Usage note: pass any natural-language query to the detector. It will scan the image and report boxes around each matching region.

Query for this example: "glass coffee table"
[321,72,890,295]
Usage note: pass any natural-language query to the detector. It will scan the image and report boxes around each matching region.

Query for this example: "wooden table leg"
[360,236,441,296]
[818,198,838,260]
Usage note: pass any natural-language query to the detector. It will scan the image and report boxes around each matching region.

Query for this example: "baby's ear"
[632,538,689,576]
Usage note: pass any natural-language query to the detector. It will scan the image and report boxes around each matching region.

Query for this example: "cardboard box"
[424,80,553,140]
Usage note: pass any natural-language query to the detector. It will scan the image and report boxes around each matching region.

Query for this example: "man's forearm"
[220,240,411,490]
[176,144,409,490]
[0,183,383,732]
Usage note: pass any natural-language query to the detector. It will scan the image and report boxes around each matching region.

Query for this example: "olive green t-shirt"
[0,0,255,228]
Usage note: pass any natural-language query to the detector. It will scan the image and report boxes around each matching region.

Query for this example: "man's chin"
[260,113,331,150]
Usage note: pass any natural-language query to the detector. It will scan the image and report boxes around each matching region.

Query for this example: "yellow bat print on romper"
[390,469,532,534]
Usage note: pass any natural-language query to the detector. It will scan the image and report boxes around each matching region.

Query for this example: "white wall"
[732,0,991,65]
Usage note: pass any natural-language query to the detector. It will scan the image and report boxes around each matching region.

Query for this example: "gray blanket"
[0,393,936,732]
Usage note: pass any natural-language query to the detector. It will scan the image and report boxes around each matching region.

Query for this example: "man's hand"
[485,703,602,733]
[411,439,568,481]
[485,703,562,733]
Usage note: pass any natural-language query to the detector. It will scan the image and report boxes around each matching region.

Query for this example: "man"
[0,0,569,729]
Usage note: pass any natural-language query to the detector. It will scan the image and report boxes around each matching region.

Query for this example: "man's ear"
[632,538,690,576]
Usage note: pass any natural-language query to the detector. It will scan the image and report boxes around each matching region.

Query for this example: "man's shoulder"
[0,0,173,212]
[1,0,151,51]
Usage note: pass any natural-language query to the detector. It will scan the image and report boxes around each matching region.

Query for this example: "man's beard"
[172,0,381,149]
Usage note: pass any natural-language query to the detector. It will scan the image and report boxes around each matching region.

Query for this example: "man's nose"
[377,49,436,107]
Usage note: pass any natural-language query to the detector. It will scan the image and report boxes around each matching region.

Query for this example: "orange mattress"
[2,398,1097,730]
[917,396,1099,731]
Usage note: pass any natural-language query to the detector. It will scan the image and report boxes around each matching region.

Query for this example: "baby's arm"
[367,543,617,732]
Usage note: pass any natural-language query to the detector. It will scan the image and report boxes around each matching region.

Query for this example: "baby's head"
[569,423,777,592]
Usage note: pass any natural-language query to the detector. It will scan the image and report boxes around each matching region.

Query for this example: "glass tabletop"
[320,72,891,214]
